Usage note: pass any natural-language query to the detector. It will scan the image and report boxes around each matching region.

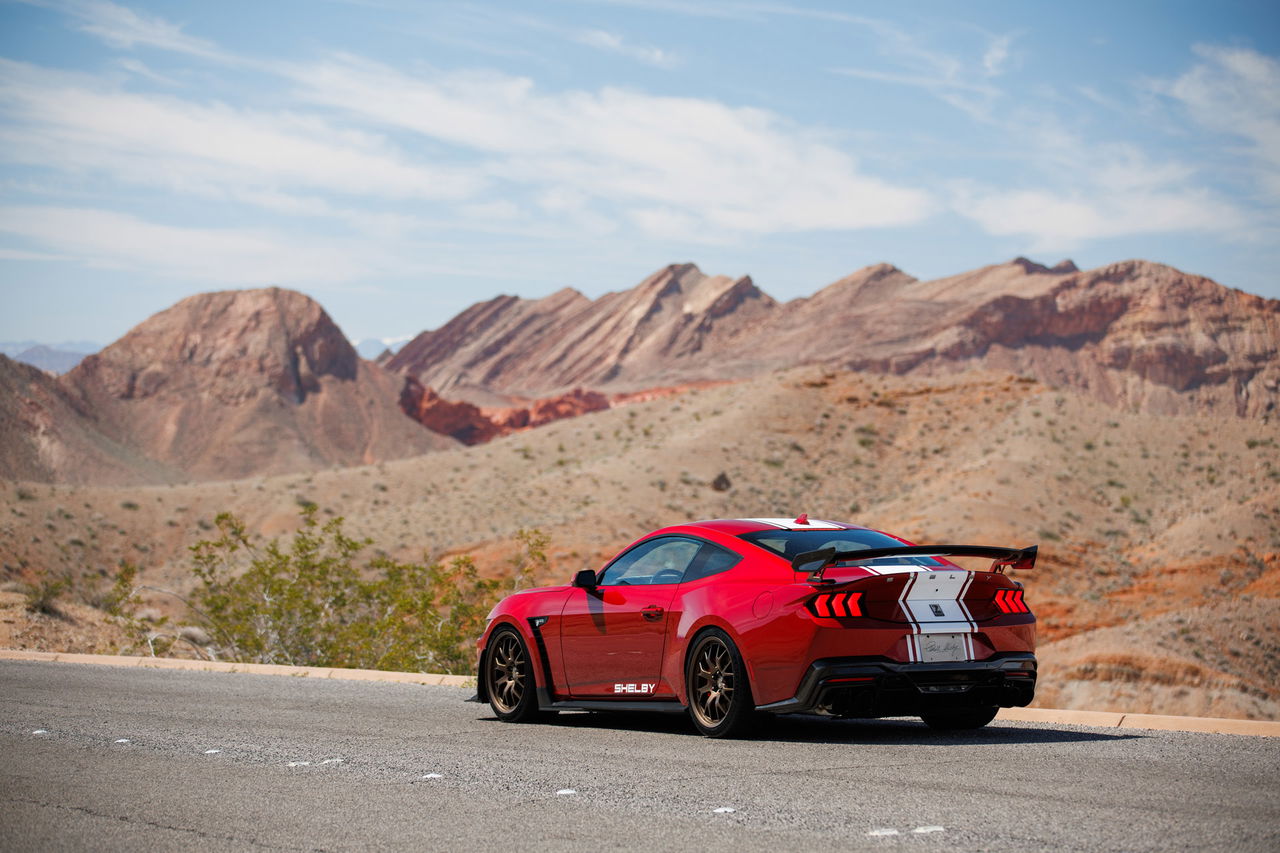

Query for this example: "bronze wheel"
[686,629,756,737]
[485,628,541,722]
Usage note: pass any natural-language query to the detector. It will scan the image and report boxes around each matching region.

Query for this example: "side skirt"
[536,687,686,714]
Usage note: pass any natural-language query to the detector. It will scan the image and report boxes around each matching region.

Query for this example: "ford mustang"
[476,516,1037,737]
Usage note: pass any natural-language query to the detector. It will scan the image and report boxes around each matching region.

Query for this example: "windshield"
[738,528,944,568]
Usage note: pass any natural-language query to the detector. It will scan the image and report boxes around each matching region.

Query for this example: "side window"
[682,542,742,583]
[599,537,702,586]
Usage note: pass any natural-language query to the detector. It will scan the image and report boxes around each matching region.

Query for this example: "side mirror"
[572,569,598,590]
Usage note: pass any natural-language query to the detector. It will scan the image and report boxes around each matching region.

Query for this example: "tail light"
[994,588,1029,614]
[807,591,863,618]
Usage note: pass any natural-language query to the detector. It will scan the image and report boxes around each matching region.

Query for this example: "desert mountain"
[386,263,777,399]
[11,344,91,374]
[47,287,455,483]
[389,258,1280,418]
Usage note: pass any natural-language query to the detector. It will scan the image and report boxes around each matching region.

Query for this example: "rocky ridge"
[391,258,1280,418]
[387,263,777,399]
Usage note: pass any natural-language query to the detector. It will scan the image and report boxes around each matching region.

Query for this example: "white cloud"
[15,4,933,241]
[112,57,178,85]
[286,57,935,234]
[1160,44,1280,200]
[982,34,1012,77]
[953,184,1244,251]
[824,11,1016,121]
[0,247,67,262]
[35,0,230,61]
[573,29,678,68]
[949,127,1249,249]
[0,59,482,204]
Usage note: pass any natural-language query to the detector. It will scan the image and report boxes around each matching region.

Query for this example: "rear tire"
[686,629,756,738]
[920,706,999,730]
[484,627,543,723]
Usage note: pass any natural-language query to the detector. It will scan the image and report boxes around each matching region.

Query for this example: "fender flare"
[477,617,555,704]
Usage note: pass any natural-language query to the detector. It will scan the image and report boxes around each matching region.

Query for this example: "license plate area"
[918,633,969,662]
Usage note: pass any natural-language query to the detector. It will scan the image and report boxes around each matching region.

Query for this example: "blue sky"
[1,0,1278,345]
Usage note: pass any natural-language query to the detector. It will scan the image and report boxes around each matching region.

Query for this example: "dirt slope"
[0,355,184,486]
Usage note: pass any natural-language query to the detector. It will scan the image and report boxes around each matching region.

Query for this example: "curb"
[3,649,1276,737]
[0,649,473,688]
[998,706,1280,737]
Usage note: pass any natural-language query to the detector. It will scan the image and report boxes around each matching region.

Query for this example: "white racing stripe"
[897,571,920,662]
[888,568,980,661]
[740,517,846,530]
[902,571,977,634]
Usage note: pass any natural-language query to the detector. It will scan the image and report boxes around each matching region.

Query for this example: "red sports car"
[476,516,1037,737]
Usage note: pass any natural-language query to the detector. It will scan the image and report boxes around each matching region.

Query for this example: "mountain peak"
[70,287,357,404]
[1009,256,1079,275]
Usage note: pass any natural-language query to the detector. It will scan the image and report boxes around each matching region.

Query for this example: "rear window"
[738,529,943,568]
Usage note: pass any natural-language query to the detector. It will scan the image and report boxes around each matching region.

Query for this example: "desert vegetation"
[43,508,546,675]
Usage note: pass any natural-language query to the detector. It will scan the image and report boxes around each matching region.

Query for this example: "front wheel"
[686,629,756,738]
[920,706,999,730]
[484,627,543,723]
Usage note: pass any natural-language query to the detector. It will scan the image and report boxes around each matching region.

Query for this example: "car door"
[559,536,702,698]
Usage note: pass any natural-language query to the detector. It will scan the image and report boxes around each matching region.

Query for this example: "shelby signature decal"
[613,683,657,694]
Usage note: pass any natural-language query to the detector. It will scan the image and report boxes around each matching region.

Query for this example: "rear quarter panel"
[656,530,801,707]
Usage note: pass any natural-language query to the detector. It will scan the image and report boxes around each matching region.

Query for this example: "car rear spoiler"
[791,544,1037,581]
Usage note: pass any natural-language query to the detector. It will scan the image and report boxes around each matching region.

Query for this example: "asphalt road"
[2,661,1277,852]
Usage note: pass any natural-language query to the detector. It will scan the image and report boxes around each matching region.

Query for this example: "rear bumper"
[756,653,1037,717]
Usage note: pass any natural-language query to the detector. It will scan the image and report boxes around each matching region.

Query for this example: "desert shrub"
[179,508,542,674]
[102,561,173,656]
[22,574,68,616]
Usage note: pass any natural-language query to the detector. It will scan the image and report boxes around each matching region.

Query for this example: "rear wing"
[791,544,1037,582]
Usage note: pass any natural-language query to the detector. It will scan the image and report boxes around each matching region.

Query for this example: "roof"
[681,517,859,535]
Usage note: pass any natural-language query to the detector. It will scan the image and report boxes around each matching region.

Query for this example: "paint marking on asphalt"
[287,761,311,767]
[32,729,48,735]
[202,749,221,754]
[420,773,443,780]
[867,828,900,837]
[556,789,577,796]
[913,826,945,834]
[713,807,737,814]
[320,758,343,765]
[114,738,130,744]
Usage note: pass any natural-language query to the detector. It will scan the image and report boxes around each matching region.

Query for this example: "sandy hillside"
[3,366,1277,718]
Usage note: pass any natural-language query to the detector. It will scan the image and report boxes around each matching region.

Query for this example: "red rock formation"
[399,376,502,445]
[523,388,610,428]
[401,383,610,445]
